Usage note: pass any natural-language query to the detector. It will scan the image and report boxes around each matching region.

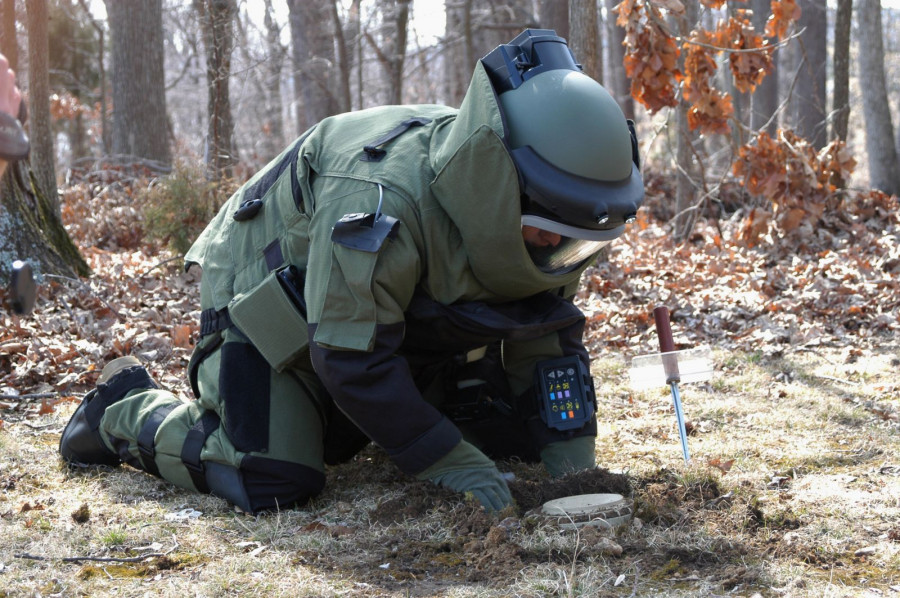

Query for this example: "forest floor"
[0,172,899,597]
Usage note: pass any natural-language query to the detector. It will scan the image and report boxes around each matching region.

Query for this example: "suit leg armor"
[65,329,328,513]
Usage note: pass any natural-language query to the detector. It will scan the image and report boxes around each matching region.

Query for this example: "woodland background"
[0,0,897,280]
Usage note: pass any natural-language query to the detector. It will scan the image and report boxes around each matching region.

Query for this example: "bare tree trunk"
[69,113,88,161]
[261,0,286,155]
[444,0,473,107]
[233,0,285,163]
[104,0,171,168]
[332,0,352,113]
[352,1,364,110]
[76,0,109,155]
[346,0,362,111]
[25,0,58,212]
[288,0,338,133]
[604,0,633,119]
[193,0,237,180]
[367,0,410,105]
[857,0,900,194]
[832,0,852,143]
[538,0,568,39]
[791,0,827,148]
[444,0,536,106]
[1,2,88,281]
[674,2,699,241]
[1,0,16,68]
[726,0,748,141]
[749,0,778,135]
[568,0,599,81]
[1,162,90,282]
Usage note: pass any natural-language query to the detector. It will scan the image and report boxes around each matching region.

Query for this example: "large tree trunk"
[673,1,700,241]
[443,0,536,106]
[1,0,88,283]
[76,0,109,155]
[749,0,778,135]
[831,0,852,143]
[104,0,171,168]
[1,164,90,283]
[726,0,748,140]
[25,0,58,213]
[0,0,15,69]
[568,0,600,82]
[538,0,568,39]
[857,0,900,194]
[233,0,285,163]
[346,0,363,111]
[193,0,237,180]
[331,0,352,113]
[368,0,410,106]
[604,0,633,119]
[791,0,827,149]
[260,0,286,157]
[288,0,339,133]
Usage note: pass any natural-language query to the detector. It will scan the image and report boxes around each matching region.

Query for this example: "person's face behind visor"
[520,214,621,274]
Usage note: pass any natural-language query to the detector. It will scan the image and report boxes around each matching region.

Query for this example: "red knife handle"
[654,306,676,353]
[653,305,680,381]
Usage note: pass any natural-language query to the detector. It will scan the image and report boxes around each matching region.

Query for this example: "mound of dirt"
[509,467,632,512]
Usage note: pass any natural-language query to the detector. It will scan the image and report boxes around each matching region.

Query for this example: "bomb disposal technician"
[59,30,645,512]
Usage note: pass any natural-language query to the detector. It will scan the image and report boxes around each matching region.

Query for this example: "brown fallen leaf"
[707,457,735,474]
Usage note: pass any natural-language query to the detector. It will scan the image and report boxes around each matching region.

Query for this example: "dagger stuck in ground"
[629,306,714,463]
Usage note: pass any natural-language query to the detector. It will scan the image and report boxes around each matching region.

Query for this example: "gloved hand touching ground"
[416,440,512,511]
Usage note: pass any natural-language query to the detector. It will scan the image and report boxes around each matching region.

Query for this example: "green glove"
[540,436,596,478]
[416,440,512,511]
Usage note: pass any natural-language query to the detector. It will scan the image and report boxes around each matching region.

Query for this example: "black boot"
[59,356,158,466]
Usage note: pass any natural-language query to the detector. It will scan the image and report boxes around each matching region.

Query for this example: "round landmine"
[541,493,633,530]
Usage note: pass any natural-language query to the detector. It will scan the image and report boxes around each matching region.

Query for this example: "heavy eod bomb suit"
[59,30,644,512]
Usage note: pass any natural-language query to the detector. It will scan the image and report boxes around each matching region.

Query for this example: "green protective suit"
[93,63,600,512]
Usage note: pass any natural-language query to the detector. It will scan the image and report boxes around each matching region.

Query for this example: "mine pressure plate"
[541,493,633,530]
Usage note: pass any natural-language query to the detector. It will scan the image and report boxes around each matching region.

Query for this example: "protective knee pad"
[205,456,326,513]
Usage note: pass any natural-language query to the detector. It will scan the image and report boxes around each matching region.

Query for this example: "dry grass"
[2,176,899,595]
[2,342,899,597]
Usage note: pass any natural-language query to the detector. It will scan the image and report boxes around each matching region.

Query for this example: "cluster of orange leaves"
[765,0,801,39]
[682,30,734,134]
[614,0,796,133]
[732,131,858,244]
[49,92,90,121]
[616,0,682,113]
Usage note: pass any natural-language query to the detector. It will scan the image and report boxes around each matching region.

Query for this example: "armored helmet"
[482,30,644,274]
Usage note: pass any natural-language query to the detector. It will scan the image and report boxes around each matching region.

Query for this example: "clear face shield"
[521,214,624,274]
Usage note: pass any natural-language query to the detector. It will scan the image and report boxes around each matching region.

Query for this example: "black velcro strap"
[180,411,221,493]
[200,307,233,337]
[137,404,177,477]
[235,124,317,218]
[361,117,432,162]
[263,239,284,271]
[627,119,640,170]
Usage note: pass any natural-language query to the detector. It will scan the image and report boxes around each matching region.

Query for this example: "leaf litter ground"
[1,174,899,596]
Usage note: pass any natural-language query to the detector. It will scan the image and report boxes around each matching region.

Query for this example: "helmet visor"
[522,215,623,274]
